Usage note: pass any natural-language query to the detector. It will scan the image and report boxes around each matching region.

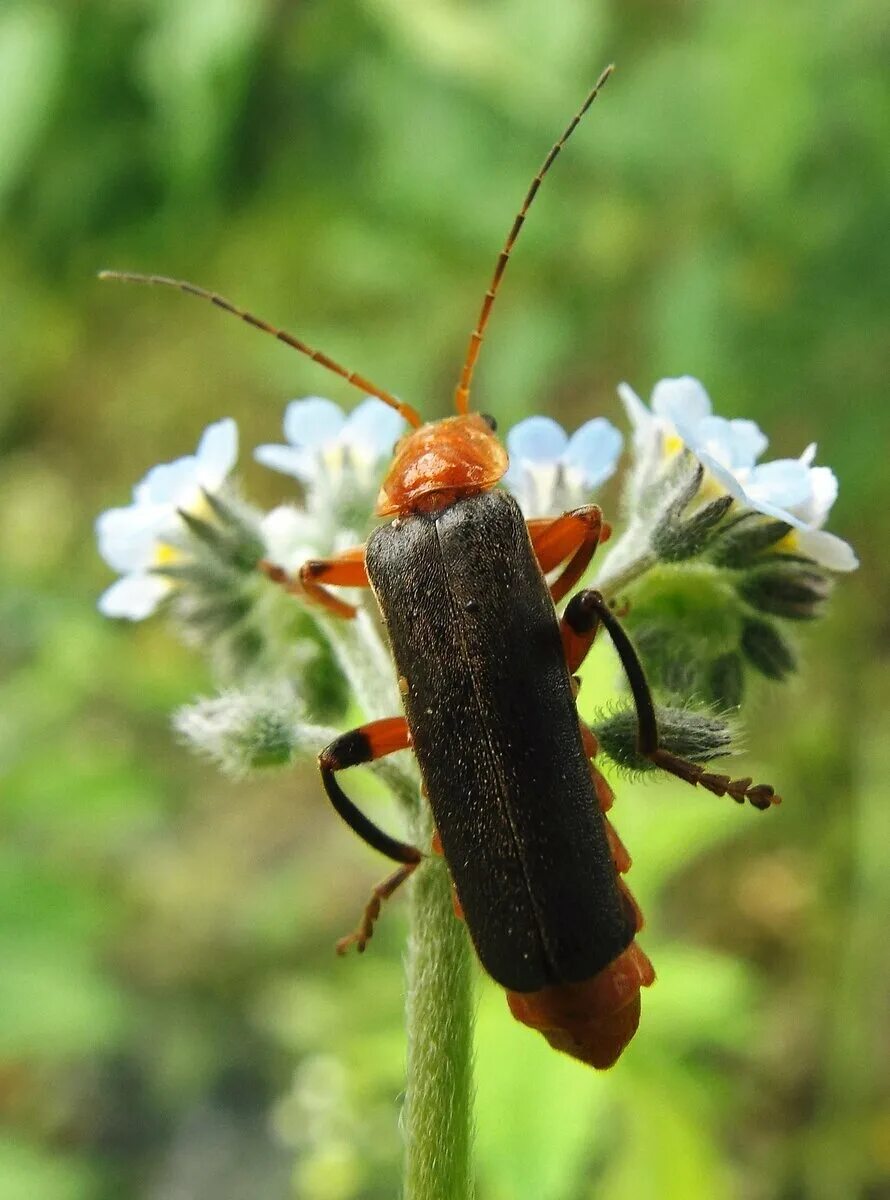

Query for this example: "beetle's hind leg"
[573,589,781,810]
[319,717,423,953]
[260,544,368,618]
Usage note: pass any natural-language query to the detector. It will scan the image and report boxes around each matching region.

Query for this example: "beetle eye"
[480,413,497,432]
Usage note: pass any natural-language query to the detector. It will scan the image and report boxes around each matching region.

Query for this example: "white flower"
[254,396,405,487]
[96,419,239,620]
[502,415,624,516]
[618,377,857,572]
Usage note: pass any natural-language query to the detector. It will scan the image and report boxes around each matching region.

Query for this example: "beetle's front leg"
[260,544,368,618]
[573,589,781,811]
[527,506,610,603]
[319,717,423,952]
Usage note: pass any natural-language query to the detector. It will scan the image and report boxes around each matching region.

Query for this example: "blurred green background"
[1,1,888,1197]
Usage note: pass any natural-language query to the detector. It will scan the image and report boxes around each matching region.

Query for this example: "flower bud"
[740,617,797,680]
[174,685,307,777]
[737,563,832,620]
[591,705,736,773]
[708,516,793,569]
[177,490,265,573]
[653,494,734,562]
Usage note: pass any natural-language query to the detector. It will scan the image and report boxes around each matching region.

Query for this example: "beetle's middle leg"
[528,505,610,603]
[572,589,781,811]
[319,717,423,953]
[260,544,368,618]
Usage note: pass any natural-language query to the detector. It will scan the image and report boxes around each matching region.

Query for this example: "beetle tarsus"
[336,861,419,956]
[647,747,780,810]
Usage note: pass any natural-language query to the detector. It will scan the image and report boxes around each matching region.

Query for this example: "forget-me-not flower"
[617,377,857,572]
[254,396,405,488]
[96,418,239,619]
[503,415,624,516]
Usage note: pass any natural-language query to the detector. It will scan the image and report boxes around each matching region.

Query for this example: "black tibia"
[579,590,780,811]
[561,588,603,673]
[318,719,422,865]
[336,861,419,955]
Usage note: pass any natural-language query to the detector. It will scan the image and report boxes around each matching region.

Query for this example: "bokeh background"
[2,1,888,1197]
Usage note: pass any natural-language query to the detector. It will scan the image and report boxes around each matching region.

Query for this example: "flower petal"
[95,504,167,573]
[195,418,238,489]
[692,416,768,470]
[789,466,838,527]
[260,504,317,567]
[506,416,569,466]
[135,457,200,505]
[254,443,316,481]
[744,459,812,510]
[282,397,346,450]
[340,398,406,462]
[564,418,623,488]
[794,528,859,572]
[97,573,170,620]
[694,451,749,504]
[650,376,712,434]
[616,382,654,439]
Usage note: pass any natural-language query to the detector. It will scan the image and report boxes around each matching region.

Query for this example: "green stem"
[593,530,656,599]
[403,804,475,1200]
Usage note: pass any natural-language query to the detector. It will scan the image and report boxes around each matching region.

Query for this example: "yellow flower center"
[154,541,184,567]
[774,530,800,554]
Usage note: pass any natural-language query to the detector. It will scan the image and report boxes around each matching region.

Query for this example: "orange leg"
[319,717,423,953]
[579,720,631,871]
[259,545,368,619]
[528,506,610,604]
[431,829,465,920]
[336,861,419,955]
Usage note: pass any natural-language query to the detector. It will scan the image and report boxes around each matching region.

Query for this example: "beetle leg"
[528,506,610,604]
[259,545,368,619]
[430,829,465,919]
[335,861,419,955]
[319,718,424,951]
[579,720,633,873]
[575,589,782,811]
[560,588,602,672]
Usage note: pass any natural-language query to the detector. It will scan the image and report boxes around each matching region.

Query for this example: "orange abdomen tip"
[506,941,656,1070]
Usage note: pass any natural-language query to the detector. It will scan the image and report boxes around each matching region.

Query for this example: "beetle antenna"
[453,63,614,415]
[97,270,423,429]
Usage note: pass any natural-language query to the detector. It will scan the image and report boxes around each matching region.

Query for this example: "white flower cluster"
[617,377,857,573]
[96,418,238,619]
[96,378,856,625]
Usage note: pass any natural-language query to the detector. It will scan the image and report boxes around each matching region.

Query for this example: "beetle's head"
[375,413,508,517]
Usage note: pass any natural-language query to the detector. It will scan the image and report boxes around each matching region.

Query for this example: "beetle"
[101,65,778,1067]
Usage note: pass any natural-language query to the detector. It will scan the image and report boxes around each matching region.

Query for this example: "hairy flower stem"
[594,535,656,600]
[403,802,475,1200]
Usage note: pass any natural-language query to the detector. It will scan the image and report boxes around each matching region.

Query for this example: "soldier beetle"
[101,65,778,1067]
